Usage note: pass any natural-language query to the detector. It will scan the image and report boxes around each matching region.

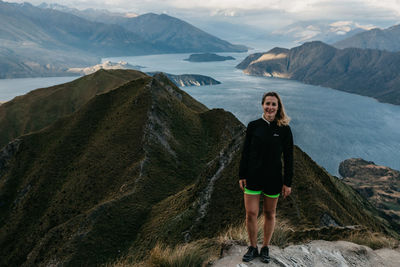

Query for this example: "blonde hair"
[262,92,291,126]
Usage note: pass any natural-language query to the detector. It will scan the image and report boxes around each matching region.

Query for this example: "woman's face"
[262,96,278,120]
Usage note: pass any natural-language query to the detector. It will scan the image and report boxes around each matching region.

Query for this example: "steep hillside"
[0,70,397,266]
[0,71,244,266]
[237,41,400,105]
[339,158,400,226]
[334,24,400,52]
[0,69,147,148]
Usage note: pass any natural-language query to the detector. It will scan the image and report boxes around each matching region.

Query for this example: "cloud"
[8,0,400,28]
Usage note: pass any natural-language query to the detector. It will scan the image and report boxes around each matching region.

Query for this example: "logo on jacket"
[273,133,279,137]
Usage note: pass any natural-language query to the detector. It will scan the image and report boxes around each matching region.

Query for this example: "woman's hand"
[282,185,292,199]
[239,179,247,191]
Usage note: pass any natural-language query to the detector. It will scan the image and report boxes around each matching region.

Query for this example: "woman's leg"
[244,194,260,247]
[262,196,279,246]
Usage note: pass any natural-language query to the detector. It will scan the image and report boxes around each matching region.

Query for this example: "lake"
[1,51,399,176]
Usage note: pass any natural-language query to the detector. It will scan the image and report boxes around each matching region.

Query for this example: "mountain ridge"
[0,70,398,266]
[237,41,400,105]
[334,24,400,52]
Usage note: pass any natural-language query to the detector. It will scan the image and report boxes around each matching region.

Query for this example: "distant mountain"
[334,24,400,52]
[272,20,372,44]
[37,2,138,23]
[237,41,400,105]
[0,1,156,56]
[37,4,247,53]
[184,53,235,62]
[339,158,400,225]
[0,45,97,79]
[0,1,247,78]
[0,70,398,265]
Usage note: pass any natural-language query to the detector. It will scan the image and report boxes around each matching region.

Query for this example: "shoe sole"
[242,256,258,262]
[260,257,270,263]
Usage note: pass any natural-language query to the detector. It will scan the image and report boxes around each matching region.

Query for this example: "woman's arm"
[239,122,253,181]
[283,126,294,187]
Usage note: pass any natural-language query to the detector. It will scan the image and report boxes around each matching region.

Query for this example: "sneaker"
[242,246,259,262]
[260,246,270,263]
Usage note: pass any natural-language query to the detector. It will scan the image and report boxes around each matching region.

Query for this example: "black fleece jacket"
[239,118,293,194]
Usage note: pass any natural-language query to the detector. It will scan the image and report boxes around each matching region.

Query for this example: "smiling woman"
[238,91,293,263]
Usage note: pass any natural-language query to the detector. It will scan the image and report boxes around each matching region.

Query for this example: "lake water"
[1,52,399,176]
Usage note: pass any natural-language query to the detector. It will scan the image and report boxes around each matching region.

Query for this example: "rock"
[0,139,22,179]
[339,158,400,226]
[212,240,400,267]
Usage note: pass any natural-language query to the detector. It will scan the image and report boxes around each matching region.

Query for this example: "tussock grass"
[217,216,294,248]
[147,242,211,267]
[105,241,213,267]
[345,231,399,250]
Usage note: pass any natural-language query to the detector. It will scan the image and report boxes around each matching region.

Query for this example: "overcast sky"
[7,0,400,33]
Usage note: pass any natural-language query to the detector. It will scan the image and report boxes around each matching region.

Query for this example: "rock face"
[185,53,235,62]
[339,158,400,225]
[0,139,21,179]
[236,41,400,105]
[147,72,221,87]
[212,240,400,267]
[334,24,400,52]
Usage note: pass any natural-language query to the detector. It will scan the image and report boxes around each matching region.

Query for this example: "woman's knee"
[263,210,276,220]
[246,210,258,221]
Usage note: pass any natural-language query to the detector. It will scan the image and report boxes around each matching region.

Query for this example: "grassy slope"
[0,70,397,266]
[0,71,244,266]
[0,69,147,148]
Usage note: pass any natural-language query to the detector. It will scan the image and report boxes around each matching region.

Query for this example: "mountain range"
[272,20,371,44]
[0,69,398,266]
[334,24,400,52]
[237,41,400,105]
[0,1,246,78]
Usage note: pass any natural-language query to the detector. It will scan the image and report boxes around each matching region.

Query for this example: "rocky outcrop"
[147,72,221,87]
[184,53,235,62]
[212,240,400,267]
[0,139,21,179]
[237,41,400,105]
[339,158,400,225]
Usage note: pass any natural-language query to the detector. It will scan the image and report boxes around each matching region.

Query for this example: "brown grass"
[344,231,399,250]
[217,216,294,248]
[104,241,215,267]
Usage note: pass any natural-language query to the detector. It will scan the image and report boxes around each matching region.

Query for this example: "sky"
[8,0,400,27]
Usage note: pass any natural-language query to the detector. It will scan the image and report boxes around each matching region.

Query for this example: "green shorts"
[244,187,280,198]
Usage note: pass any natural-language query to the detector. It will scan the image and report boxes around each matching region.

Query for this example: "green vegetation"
[0,69,147,148]
[0,69,398,266]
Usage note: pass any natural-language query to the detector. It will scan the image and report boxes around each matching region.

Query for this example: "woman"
[239,91,293,263]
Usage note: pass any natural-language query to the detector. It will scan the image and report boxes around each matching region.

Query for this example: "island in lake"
[184,53,235,62]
